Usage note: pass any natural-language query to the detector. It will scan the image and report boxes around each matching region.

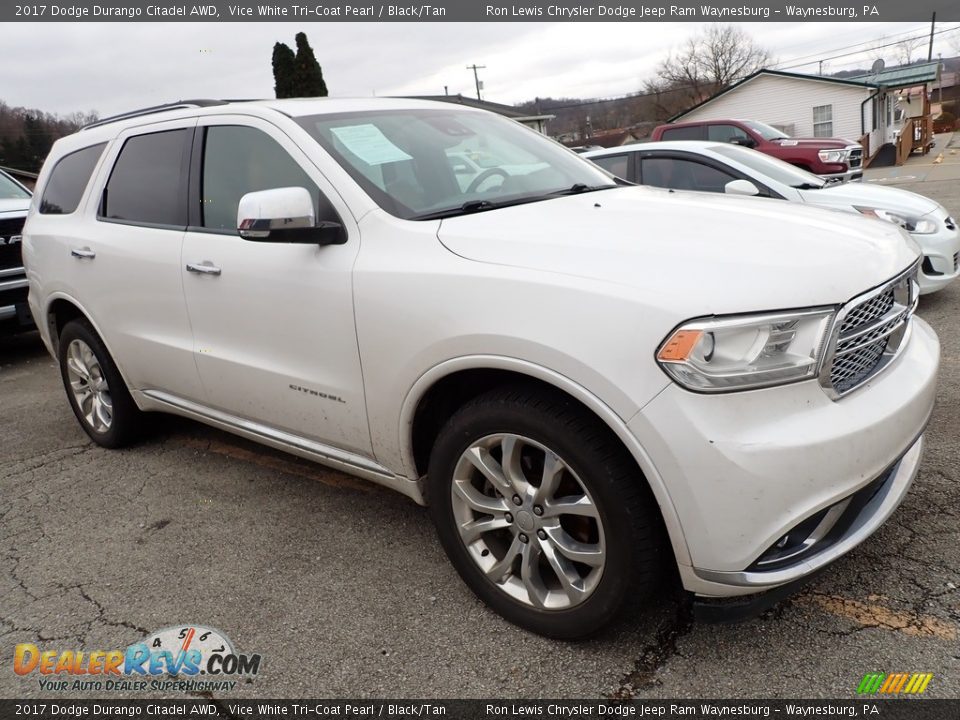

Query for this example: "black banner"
[3,0,959,22]
[1,700,959,720]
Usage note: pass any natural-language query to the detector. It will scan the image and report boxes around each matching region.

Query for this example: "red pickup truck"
[650,119,863,182]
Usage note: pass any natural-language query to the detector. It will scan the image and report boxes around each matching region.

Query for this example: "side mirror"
[237,187,346,245]
[724,179,761,197]
[731,137,757,148]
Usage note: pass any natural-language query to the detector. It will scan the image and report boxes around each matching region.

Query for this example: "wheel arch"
[400,356,692,567]
[45,293,139,402]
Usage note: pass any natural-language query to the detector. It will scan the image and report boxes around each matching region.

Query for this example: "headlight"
[656,308,836,392]
[855,207,938,234]
[818,149,845,163]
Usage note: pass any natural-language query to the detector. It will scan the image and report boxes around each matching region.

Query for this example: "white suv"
[23,99,939,638]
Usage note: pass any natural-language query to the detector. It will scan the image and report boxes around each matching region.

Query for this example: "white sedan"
[585,141,960,294]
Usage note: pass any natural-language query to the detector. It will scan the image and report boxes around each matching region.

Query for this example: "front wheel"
[428,386,664,639]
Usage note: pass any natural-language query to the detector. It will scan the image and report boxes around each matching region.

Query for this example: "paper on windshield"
[330,124,412,166]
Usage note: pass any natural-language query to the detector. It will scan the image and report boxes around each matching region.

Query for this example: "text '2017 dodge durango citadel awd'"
[23,99,939,638]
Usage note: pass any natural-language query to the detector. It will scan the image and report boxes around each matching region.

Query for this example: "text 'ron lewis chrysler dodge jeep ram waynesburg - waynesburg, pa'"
[23,98,939,638]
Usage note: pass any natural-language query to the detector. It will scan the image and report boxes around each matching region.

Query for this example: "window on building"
[813,105,833,137]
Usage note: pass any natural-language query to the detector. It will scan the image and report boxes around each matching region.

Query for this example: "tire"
[427,386,664,639]
[58,319,144,448]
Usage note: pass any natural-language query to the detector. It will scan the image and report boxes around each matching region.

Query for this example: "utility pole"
[927,12,936,61]
[466,64,486,101]
[818,59,824,75]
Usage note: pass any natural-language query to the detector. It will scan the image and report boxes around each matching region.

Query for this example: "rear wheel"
[428,386,664,639]
[58,319,144,448]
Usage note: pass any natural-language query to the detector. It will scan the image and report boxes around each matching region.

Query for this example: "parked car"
[585,141,960,295]
[650,119,864,182]
[24,99,938,638]
[0,168,34,333]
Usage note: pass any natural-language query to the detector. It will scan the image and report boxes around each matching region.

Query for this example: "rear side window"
[39,143,106,215]
[101,129,190,228]
[660,125,703,141]
[591,154,630,180]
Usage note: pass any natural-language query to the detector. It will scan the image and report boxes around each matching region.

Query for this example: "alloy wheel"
[450,433,606,610]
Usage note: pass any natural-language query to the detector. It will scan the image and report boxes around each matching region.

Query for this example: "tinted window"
[641,157,737,193]
[0,171,30,200]
[201,125,324,232]
[706,124,749,143]
[102,130,189,227]
[39,143,105,214]
[591,154,630,180]
[660,125,703,141]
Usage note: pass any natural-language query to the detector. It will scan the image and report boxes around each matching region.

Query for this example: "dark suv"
[0,169,33,332]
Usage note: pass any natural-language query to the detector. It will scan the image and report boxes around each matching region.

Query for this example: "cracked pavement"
[2,164,959,699]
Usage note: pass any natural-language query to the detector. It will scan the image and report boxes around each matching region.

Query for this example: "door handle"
[71,247,96,259]
[186,262,222,276]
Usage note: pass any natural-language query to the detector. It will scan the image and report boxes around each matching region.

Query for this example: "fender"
[42,291,142,408]
[398,354,692,567]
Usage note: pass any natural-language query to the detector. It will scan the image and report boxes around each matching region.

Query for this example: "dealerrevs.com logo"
[14,624,261,693]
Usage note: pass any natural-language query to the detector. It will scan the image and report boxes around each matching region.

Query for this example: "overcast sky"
[4,21,959,118]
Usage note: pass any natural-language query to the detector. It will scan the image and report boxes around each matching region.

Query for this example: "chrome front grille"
[847,146,863,169]
[820,263,918,398]
[0,216,26,272]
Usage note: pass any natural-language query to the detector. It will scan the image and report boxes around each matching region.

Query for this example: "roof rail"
[81,100,228,131]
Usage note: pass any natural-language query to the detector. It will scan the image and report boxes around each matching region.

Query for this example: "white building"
[670,63,940,163]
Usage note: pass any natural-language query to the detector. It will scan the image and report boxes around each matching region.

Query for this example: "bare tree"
[948,31,960,58]
[895,36,925,66]
[646,24,771,119]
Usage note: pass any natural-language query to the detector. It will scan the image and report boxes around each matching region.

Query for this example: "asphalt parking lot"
[2,139,959,700]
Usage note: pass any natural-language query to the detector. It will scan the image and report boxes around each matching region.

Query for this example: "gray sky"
[4,21,959,117]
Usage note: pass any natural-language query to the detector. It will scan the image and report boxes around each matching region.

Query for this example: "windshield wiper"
[543,183,616,197]
[411,199,499,221]
[791,182,826,190]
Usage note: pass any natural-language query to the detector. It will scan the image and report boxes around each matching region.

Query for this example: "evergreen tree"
[271,42,297,99]
[293,32,328,97]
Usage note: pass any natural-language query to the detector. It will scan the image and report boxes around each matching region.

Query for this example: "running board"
[139,389,426,505]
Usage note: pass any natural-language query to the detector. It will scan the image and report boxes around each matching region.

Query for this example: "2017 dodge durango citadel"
[23,99,939,638]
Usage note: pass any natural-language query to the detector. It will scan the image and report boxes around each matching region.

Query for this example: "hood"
[0,198,31,217]
[773,137,859,149]
[800,182,943,220]
[437,186,918,315]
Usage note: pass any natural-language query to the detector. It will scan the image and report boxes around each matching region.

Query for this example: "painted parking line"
[798,592,958,640]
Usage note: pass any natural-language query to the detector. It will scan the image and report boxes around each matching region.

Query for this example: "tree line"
[0,102,98,173]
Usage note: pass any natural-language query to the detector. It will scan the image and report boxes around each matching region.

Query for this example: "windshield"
[740,120,789,141]
[296,109,615,219]
[711,144,827,189]
[0,172,30,200]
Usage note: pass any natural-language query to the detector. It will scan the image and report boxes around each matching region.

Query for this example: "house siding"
[679,74,877,144]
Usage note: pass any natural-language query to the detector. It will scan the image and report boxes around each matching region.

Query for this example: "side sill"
[138,389,426,505]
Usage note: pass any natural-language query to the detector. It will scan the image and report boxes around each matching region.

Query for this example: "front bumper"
[821,168,863,183]
[0,269,32,330]
[916,222,960,294]
[629,317,939,598]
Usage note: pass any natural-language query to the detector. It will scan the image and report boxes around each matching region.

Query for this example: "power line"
[775,24,960,71]
[522,25,960,114]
